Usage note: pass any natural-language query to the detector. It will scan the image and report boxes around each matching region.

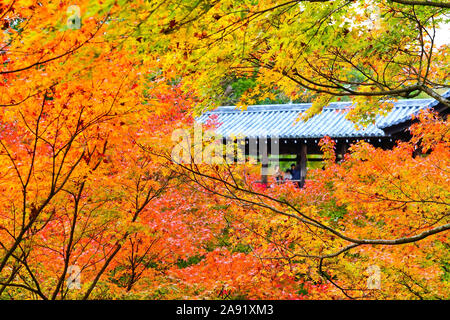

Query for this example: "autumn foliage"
[0,0,448,300]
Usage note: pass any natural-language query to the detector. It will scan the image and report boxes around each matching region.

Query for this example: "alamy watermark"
[66,5,81,30]
[66,265,81,290]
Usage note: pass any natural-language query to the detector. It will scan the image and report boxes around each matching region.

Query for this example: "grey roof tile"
[197,93,448,139]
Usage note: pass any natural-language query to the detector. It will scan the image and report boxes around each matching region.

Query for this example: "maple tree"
[0,0,189,299]
[0,0,448,300]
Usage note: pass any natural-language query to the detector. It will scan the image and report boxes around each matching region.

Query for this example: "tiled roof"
[197,96,445,139]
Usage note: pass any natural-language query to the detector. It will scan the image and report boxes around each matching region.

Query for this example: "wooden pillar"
[300,144,307,187]
[296,144,307,187]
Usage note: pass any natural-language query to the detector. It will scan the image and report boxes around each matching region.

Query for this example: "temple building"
[197,91,449,186]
